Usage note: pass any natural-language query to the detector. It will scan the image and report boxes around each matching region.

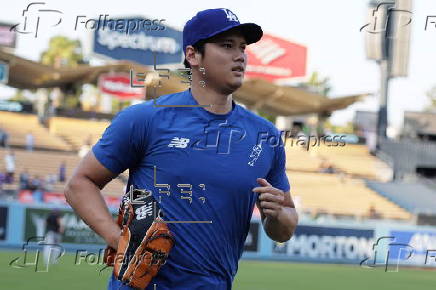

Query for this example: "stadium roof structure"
[0,50,144,89]
[236,78,367,116]
[0,50,366,116]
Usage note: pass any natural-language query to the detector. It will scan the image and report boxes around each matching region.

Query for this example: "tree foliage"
[298,71,332,96]
[40,36,83,67]
[426,85,436,112]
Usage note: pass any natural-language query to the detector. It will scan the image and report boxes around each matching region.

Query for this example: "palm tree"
[298,72,333,135]
[41,36,83,67]
[39,36,85,114]
[299,71,331,96]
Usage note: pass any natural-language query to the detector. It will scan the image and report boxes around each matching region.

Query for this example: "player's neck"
[190,84,233,115]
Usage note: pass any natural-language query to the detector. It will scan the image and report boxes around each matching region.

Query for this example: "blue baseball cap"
[183,8,263,54]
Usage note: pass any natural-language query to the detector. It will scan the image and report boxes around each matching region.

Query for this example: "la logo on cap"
[222,9,239,22]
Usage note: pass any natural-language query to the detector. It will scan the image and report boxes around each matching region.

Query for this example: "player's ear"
[185,45,201,67]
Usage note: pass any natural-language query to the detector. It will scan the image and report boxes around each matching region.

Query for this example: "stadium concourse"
[0,110,412,222]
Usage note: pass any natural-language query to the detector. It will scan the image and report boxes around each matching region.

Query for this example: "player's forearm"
[64,176,120,248]
[263,207,298,243]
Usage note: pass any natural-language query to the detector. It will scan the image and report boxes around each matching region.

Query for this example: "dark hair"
[183,39,206,68]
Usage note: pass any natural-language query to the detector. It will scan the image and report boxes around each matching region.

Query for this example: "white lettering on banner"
[101,80,143,94]
[246,65,292,76]
[336,236,345,258]
[286,235,373,260]
[247,39,286,65]
[358,237,374,259]
[0,101,22,112]
[344,236,358,259]
[31,213,91,237]
[319,236,335,258]
[409,233,436,253]
[97,30,179,53]
[63,213,88,230]
[31,214,46,237]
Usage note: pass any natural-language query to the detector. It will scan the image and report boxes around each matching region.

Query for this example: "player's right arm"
[64,104,149,250]
[64,150,120,249]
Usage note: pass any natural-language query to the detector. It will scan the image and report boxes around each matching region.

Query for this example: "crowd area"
[0,127,35,151]
[1,148,67,201]
[0,124,69,202]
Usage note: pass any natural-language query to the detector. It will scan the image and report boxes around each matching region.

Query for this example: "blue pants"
[107,267,230,290]
[107,273,159,290]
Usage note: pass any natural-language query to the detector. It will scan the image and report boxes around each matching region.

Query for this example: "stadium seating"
[49,117,110,151]
[287,171,412,220]
[0,148,125,197]
[366,180,436,215]
[0,112,413,221]
[284,141,392,181]
[310,143,392,181]
[283,140,322,172]
[0,112,72,151]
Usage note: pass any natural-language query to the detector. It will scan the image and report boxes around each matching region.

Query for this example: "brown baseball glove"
[104,187,175,289]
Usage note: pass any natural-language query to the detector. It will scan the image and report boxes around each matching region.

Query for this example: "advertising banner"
[18,190,120,208]
[98,73,145,99]
[0,100,33,113]
[92,17,182,65]
[272,225,374,262]
[0,22,16,48]
[0,206,8,240]
[24,207,116,244]
[245,33,307,82]
[389,229,436,267]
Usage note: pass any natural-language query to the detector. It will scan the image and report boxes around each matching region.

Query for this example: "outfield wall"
[1,201,436,268]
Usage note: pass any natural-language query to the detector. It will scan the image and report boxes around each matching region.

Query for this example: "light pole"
[363,0,412,149]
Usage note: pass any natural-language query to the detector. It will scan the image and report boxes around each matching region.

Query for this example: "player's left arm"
[254,178,298,243]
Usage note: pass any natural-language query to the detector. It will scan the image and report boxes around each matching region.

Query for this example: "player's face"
[201,31,247,94]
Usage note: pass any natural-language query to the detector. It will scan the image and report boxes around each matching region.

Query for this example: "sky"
[1,0,435,131]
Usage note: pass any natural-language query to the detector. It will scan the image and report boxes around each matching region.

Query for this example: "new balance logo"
[222,9,239,22]
[168,137,190,148]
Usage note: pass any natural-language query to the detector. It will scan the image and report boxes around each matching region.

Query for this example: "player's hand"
[252,178,285,219]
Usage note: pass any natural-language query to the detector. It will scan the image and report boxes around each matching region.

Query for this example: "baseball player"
[65,8,298,290]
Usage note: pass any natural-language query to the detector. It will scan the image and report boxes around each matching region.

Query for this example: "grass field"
[1,250,435,290]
